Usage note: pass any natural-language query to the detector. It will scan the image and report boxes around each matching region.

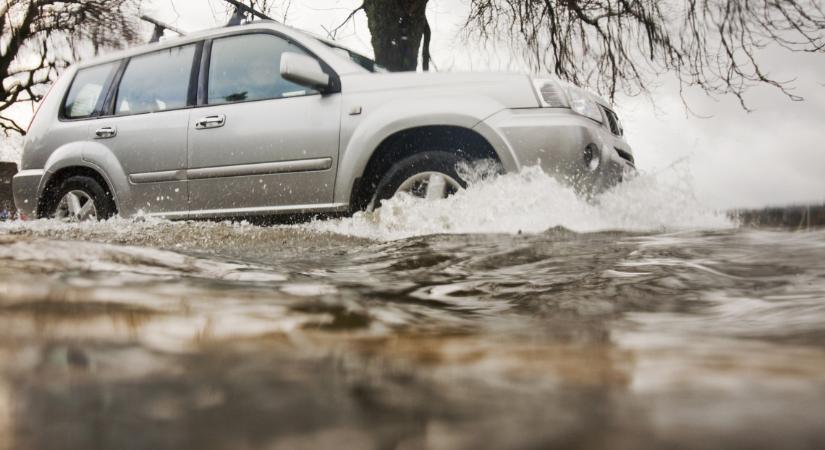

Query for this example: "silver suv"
[13,21,635,221]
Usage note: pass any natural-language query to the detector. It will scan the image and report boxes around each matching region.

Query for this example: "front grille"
[601,106,623,137]
[615,147,635,165]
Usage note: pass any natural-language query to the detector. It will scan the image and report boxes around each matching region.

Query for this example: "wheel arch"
[348,125,501,211]
[37,139,134,217]
[38,165,118,218]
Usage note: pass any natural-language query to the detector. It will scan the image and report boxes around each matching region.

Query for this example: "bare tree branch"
[1,0,141,135]
[280,0,292,22]
[463,0,825,107]
[327,3,364,39]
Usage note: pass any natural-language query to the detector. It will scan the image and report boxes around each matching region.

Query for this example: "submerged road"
[0,217,824,449]
[0,169,823,449]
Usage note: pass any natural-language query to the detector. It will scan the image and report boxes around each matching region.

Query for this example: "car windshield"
[320,41,388,73]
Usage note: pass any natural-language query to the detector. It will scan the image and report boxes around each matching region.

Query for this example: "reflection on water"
[1,220,824,449]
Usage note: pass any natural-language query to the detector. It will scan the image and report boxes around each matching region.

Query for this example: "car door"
[187,32,341,216]
[91,43,200,217]
[56,61,121,180]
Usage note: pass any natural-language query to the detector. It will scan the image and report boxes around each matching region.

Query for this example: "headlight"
[530,77,604,124]
[565,86,604,123]
[531,78,568,108]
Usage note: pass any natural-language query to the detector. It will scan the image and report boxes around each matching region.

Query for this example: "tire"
[368,151,469,211]
[46,175,116,221]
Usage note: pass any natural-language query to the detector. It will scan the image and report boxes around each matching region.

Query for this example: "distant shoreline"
[732,204,825,229]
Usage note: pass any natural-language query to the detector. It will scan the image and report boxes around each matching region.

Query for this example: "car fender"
[39,141,90,195]
[334,95,519,204]
[80,141,132,214]
[38,141,128,214]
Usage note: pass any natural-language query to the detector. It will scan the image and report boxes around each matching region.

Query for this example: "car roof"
[74,20,367,75]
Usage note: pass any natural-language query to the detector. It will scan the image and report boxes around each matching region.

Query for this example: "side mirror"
[280,52,330,91]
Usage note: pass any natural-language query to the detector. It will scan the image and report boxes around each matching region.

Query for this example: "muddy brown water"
[0,215,823,450]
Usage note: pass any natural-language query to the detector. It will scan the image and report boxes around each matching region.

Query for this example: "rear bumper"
[12,169,45,217]
[475,108,636,194]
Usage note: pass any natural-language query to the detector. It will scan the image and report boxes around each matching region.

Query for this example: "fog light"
[583,144,601,171]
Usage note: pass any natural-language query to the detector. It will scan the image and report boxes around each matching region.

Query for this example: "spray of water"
[308,165,734,240]
[0,164,733,243]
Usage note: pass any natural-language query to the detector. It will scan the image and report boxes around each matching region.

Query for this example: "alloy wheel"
[395,172,462,200]
[53,190,98,222]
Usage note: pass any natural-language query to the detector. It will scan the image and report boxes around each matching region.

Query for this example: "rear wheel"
[47,176,116,222]
[368,151,468,211]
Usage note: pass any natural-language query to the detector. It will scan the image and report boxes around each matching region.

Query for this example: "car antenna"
[221,0,275,26]
[141,15,187,43]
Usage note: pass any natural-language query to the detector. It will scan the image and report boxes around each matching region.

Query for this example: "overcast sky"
[3,0,824,209]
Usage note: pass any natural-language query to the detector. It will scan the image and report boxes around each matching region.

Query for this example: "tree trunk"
[363,0,429,72]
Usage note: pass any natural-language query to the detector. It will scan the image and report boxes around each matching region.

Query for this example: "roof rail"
[221,0,275,26]
[141,15,186,43]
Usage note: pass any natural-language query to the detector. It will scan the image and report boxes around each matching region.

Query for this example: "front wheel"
[47,176,116,222]
[368,151,468,211]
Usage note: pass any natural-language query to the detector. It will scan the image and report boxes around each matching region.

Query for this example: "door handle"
[194,115,226,129]
[94,127,117,139]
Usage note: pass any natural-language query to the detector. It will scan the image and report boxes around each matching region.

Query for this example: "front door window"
[207,33,317,105]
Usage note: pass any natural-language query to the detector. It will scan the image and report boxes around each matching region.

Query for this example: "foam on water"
[308,165,734,240]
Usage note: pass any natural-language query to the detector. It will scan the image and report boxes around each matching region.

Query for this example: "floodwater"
[1,168,824,449]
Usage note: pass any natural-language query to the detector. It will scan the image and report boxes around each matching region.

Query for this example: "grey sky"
[3,0,824,209]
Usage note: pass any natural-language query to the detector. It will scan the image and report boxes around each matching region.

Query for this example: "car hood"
[339,71,541,109]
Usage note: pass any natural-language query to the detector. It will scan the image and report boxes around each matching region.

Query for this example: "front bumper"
[12,169,45,217]
[475,108,636,194]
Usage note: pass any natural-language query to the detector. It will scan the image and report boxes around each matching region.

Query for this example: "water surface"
[0,169,823,449]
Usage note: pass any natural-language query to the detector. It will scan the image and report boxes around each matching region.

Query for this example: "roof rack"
[222,0,275,26]
[141,15,186,43]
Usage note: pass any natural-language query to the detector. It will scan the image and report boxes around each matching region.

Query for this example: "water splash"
[308,165,734,240]
[0,165,732,243]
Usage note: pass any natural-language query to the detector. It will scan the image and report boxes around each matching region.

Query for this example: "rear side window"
[207,34,315,105]
[63,63,118,119]
[115,44,196,115]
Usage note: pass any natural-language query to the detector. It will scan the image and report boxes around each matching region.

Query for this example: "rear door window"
[63,62,118,119]
[207,33,316,105]
[115,44,197,115]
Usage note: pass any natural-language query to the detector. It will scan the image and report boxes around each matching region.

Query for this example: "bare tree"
[0,0,141,136]
[329,0,432,72]
[464,0,825,108]
[363,0,430,71]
